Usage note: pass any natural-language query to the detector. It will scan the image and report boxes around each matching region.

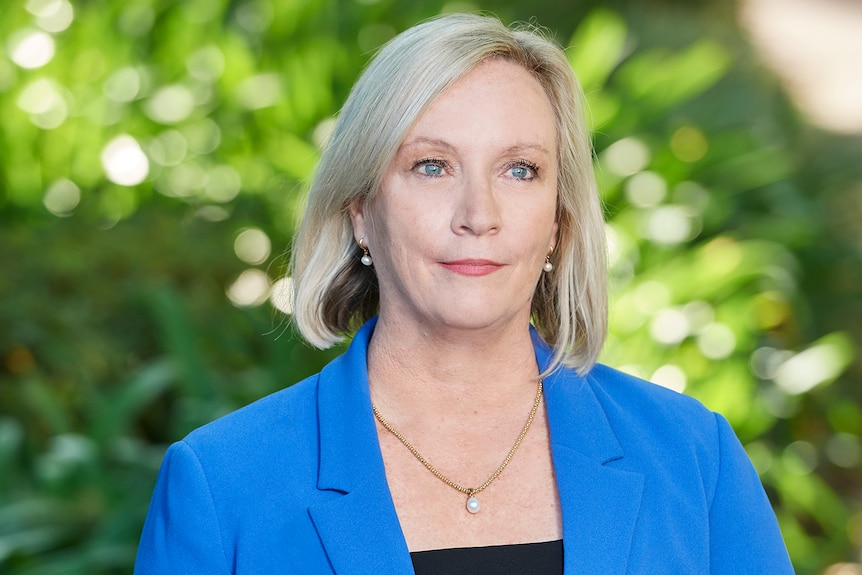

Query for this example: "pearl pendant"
[361,255,373,266]
[466,496,481,514]
[543,261,554,273]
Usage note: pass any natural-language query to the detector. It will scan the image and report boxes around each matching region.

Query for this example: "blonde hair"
[290,13,607,375]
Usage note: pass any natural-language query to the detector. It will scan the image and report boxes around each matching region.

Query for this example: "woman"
[135,13,794,574]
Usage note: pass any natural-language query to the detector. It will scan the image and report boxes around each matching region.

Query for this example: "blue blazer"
[135,318,793,573]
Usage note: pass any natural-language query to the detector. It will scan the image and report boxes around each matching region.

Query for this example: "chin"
[429,307,524,333]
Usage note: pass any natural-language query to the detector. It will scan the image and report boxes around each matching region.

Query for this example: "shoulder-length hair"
[290,13,606,375]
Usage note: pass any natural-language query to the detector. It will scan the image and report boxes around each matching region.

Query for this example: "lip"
[439,259,504,277]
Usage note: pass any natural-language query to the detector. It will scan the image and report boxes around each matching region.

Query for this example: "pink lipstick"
[439,259,503,277]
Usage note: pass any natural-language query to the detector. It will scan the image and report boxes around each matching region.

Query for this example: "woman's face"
[351,58,559,334]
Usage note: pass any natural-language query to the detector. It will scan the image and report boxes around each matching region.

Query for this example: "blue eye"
[510,166,530,179]
[415,160,446,177]
[507,161,538,180]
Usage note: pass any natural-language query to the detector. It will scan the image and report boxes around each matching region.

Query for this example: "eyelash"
[413,158,447,175]
[506,159,540,180]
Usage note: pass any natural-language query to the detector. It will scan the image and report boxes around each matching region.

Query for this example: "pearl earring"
[543,254,554,273]
[359,238,373,266]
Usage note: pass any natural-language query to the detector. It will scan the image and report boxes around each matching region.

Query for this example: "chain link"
[372,379,543,498]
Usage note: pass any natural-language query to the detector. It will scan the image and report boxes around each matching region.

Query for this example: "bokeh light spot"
[156,162,207,198]
[823,564,862,575]
[750,346,793,380]
[182,119,222,155]
[745,441,773,475]
[235,0,274,34]
[651,364,687,393]
[603,137,650,177]
[101,135,150,186]
[236,73,282,110]
[18,78,57,114]
[670,125,708,162]
[633,280,670,314]
[234,227,271,265]
[760,384,798,419]
[31,0,75,33]
[26,0,57,15]
[227,269,271,307]
[17,77,69,129]
[270,276,295,315]
[650,308,690,345]
[148,130,188,167]
[312,117,337,149]
[697,322,736,359]
[782,440,817,476]
[673,181,710,213]
[10,30,56,69]
[625,170,667,208]
[204,165,242,203]
[645,205,694,245]
[682,301,714,332]
[144,85,196,124]
[186,46,225,83]
[104,67,142,103]
[750,291,790,330]
[826,433,860,469]
[195,205,230,222]
[43,178,81,216]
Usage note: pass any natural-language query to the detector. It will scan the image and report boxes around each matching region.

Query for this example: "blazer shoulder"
[582,363,727,479]
[182,372,322,459]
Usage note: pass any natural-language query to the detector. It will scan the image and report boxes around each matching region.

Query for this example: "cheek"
[371,194,445,249]
[517,199,558,245]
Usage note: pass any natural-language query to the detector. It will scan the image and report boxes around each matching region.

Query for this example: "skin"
[350,58,563,551]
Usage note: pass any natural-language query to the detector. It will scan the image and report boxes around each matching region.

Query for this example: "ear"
[548,220,559,253]
[348,198,369,246]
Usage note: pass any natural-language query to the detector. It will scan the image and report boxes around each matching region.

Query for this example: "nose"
[451,173,502,236]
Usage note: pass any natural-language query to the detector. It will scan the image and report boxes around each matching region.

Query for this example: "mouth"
[439,259,504,277]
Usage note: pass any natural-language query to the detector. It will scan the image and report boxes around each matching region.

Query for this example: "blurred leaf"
[617,39,731,112]
[146,288,212,400]
[773,332,855,395]
[567,9,628,91]
[89,360,176,444]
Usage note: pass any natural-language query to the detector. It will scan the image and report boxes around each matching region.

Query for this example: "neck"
[366,313,541,420]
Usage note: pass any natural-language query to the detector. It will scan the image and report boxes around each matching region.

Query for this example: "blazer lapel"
[551,443,644,572]
[536,333,645,573]
[307,319,414,575]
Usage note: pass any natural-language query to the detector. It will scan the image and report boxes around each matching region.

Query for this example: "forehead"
[400,59,557,153]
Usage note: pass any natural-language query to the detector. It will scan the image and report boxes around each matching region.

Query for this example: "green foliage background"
[1,0,860,572]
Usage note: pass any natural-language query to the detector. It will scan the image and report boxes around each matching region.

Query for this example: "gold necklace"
[371,379,543,514]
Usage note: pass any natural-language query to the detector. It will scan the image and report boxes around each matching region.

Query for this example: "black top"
[410,539,564,574]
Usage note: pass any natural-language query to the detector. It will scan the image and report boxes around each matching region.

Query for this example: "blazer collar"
[308,317,414,574]
[535,333,645,572]
[310,319,643,574]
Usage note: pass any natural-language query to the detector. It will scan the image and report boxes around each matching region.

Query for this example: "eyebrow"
[399,137,552,157]
[398,137,455,153]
